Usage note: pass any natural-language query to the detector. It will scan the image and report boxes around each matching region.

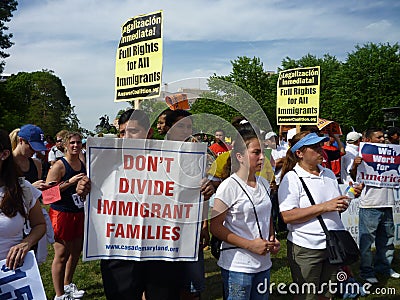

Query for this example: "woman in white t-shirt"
[0,129,45,269]
[278,131,351,300]
[210,128,280,300]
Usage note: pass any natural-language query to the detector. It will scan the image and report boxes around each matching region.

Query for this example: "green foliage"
[0,0,17,73]
[332,43,400,132]
[140,98,169,125]
[192,56,275,133]
[0,70,82,136]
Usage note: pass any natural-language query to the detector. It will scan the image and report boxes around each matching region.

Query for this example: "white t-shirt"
[278,164,345,249]
[48,146,64,162]
[215,174,272,273]
[358,186,395,208]
[341,143,359,184]
[0,181,41,260]
[270,145,287,184]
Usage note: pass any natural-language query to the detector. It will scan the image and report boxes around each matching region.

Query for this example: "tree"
[140,98,169,125]
[95,114,117,134]
[191,56,275,133]
[332,43,400,132]
[1,70,82,136]
[0,0,17,73]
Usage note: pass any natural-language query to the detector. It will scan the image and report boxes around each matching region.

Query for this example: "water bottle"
[344,182,358,203]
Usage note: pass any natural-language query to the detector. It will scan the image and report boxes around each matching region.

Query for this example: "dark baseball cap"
[18,124,47,152]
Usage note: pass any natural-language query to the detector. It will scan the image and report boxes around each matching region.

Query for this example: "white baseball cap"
[346,131,362,142]
[264,131,277,140]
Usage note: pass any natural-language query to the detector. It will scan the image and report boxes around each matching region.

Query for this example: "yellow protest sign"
[276,66,320,125]
[115,11,163,102]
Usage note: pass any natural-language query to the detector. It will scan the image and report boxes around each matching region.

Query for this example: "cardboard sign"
[318,118,342,135]
[165,93,190,110]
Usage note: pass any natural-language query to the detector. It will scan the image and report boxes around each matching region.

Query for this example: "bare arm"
[31,158,47,190]
[33,158,42,180]
[76,175,91,197]
[274,157,285,169]
[281,195,349,224]
[350,156,362,182]
[334,135,345,155]
[46,161,85,192]
[6,201,46,270]
[210,198,269,255]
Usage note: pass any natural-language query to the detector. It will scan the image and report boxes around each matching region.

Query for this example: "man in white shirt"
[340,131,362,184]
[264,132,286,184]
[353,128,400,284]
[48,130,67,166]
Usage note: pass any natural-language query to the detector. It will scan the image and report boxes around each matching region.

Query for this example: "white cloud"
[366,19,392,31]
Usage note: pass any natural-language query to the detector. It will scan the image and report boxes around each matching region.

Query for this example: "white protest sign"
[357,142,400,188]
[83,137,207,262]
[0,251,46,299]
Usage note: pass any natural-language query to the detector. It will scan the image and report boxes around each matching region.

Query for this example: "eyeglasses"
[69,141,82,145]
[56,139,63,143]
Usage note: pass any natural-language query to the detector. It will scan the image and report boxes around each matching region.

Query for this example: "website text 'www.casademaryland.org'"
[105,244,179,253]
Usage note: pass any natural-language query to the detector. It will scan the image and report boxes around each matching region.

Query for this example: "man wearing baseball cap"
[341,131,362,184]
[17,124,47,152]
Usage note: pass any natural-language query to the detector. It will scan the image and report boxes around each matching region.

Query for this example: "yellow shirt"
[207,150,275,182]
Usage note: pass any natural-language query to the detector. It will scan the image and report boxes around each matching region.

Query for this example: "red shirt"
[322,144,344,177]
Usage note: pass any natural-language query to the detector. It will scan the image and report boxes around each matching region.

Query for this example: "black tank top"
[24,157,39,183]
[50,157,86,213]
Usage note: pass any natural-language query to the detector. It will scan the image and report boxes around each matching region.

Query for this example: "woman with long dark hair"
[0,129,45,269]
[210,128,280,300]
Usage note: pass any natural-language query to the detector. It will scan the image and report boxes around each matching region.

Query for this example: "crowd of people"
[0,112,399,299]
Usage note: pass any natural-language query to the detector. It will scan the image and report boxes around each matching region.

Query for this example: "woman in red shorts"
[46,132,86,300]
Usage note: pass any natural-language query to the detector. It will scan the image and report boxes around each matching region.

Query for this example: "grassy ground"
[39,234,400,299]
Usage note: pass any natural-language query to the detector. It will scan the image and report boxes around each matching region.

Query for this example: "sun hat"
[290,132,329,153]
[346,132,362,143]
[17,124,47,152]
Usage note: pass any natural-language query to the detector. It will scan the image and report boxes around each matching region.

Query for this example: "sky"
[3,0,400,131]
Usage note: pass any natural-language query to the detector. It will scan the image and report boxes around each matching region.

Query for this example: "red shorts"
[49,208,84,241]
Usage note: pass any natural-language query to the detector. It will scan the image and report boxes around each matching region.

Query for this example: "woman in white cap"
[278,131,355,300]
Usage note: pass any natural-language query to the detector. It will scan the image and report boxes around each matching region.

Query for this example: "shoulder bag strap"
[293,170,330,239]
[231,177,264,239]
